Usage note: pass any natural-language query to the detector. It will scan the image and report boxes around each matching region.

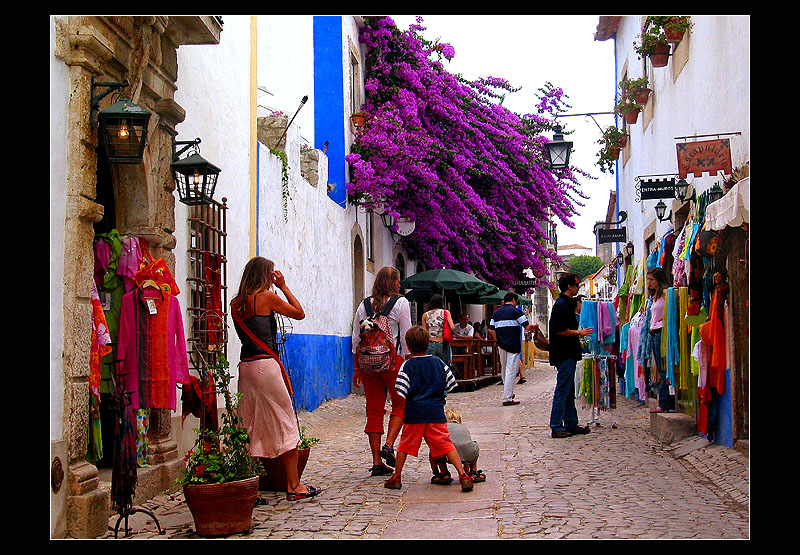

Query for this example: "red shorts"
[397,422,456,459]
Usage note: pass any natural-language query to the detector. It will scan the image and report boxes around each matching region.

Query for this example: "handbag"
[231,305,293,396]
[442,310,454,343]
[533,326,549,351]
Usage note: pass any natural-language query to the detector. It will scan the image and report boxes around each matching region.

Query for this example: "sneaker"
[380,444,396,467]
[551,430,572,438]
[569,425,591,435]
[459,473,474,492]
[502,400,520,406]
[384,475,402,489]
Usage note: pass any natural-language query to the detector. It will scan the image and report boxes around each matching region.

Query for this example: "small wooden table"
[451,338,476,379]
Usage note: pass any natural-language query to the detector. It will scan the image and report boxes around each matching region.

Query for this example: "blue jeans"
[549,358,579,432]
[427,340,452,366]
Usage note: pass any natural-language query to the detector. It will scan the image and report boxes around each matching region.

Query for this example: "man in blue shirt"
[489,292,536,406]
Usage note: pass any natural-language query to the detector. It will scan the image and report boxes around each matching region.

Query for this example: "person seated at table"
[454,313,475,339]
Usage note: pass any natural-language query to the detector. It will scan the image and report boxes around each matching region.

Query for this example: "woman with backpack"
[351,266,412,477]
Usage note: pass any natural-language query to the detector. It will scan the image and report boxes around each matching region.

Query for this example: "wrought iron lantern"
[171,138,221,206]
[545,124,573,170]
[654,199,672,222]
[91,78,151,164]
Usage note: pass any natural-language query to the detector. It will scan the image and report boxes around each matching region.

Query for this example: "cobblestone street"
[104,360,749,540]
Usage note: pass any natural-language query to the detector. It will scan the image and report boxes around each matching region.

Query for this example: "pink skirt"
[237,358,299,459]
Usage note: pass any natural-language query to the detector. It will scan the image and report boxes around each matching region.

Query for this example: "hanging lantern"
[171,151,221,206]
[545,125,573,170]
[97,98,151,164]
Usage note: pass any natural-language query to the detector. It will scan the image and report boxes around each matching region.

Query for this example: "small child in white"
[384,326,474,492]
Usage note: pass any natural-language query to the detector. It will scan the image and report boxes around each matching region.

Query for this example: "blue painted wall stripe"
[313,16,347,207]
[280,333,354,412]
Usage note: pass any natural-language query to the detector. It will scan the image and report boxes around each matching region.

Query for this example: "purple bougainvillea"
[346,16,590,288]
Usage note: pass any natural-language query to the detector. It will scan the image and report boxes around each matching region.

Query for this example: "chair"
[451,339,475,379]
[479,340,499,376]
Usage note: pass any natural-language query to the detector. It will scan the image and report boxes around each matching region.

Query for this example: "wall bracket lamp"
[171,138,221,206]
[91,77,151,164]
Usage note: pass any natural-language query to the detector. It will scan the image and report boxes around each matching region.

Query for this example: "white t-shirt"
[454,323,474,338]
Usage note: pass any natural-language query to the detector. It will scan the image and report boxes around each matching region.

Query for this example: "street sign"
[676,138,732,179]
[639,178,676,200]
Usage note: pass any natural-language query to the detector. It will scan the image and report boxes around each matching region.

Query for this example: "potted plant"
[179,354,263,536]
[258,425,320,491]
[596,126,628,174]
[633,19,671,67]
[652,16,692,43]
[614,100,642,125]
[619,76,651,106]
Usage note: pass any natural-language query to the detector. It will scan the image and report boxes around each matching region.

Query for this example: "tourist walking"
[352,266,412,476]
[489,293,536,406]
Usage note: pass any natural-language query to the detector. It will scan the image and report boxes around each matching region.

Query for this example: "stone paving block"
[382,515,498,539]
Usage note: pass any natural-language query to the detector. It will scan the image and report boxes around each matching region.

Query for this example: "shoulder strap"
[363,297,374,317]
[231,306,293,396]
[380,295,401,317]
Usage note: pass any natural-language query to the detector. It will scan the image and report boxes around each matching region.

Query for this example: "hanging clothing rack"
[580,352,618,429]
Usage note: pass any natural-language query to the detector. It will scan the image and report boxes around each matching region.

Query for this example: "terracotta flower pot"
[350,112,367,129]
[617,136,628,148]
[634,88,651,106]
[258,447,310,491]
[664,19,686,43]
[648,43,671,67]
[183,476,259,536]
[624,108,641,125]
[608,147,621,161]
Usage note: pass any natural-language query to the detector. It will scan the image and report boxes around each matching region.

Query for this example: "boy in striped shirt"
[384,325,474,492]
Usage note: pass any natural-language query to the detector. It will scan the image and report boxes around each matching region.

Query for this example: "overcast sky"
[390,15,618,253]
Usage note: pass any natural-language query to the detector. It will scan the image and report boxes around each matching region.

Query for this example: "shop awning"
[705,177,749,230]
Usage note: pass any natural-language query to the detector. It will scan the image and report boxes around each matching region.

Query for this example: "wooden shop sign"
[676,138,732,179]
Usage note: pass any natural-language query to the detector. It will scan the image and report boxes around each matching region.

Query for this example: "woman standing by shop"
[231,256,320,501]
[352,266,412,476]
[422,294,456,367]
[646,267,674,413]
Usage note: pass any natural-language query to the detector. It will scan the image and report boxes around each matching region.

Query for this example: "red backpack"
[357,296,400,374]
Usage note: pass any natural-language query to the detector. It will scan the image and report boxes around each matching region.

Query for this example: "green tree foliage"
[568,254,603,280]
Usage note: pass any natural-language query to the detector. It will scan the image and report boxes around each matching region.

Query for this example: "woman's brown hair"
[232,256,275,313]
[371,266,401,312]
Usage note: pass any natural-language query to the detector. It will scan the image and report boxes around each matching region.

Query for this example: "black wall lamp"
[91,77,151,164]
[654,199,672,222]
[171,138,221,206]
[544,124,573,170]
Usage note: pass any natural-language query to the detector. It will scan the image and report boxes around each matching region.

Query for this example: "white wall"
[50,16,69,442]
[615,16,750,258]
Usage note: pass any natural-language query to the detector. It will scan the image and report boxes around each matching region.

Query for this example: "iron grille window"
[187,197,228,370]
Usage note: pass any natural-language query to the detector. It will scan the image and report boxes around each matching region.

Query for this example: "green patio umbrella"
[401,268,494,295]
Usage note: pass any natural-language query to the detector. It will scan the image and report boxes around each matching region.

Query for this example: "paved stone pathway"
[102,360,749,539]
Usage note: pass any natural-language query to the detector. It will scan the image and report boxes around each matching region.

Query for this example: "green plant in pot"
[259,425,320,491]
[619,76,651,106]
[614,100,642,124]
[633,18,671,66]
[178,354,264,536]
[650,16,692,43]
[596,126,628,174]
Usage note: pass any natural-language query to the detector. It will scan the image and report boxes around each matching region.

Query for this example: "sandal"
[370,463,393,476]
[430,471,453,485]
[469,470,486,483]
[286,485,321,501]
[384,475,402,489]
[459,473,474,492]
[380,444,396,467]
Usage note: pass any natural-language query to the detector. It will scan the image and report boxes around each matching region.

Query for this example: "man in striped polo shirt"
[489,292,536,406]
